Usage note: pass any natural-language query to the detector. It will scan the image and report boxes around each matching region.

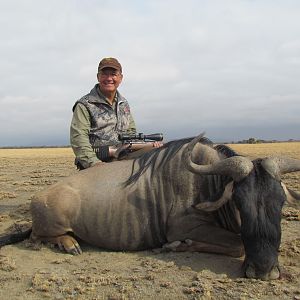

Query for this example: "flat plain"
[0,143,299,300]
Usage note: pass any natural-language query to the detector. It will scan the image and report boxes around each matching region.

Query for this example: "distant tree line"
[1,138,300,149]
[232,138,299,144]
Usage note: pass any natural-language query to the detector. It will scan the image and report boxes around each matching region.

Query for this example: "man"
[70,57,137,170]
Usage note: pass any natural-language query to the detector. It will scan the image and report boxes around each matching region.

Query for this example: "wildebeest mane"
[214,144,239,158]
[124,136,213,186]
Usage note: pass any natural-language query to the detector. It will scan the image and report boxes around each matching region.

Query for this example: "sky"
[0,0,299,146]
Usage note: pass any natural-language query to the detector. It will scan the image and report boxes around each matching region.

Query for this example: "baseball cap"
[98,57,122,73]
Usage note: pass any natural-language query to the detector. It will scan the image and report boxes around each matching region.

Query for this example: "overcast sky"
[1,0,299,146]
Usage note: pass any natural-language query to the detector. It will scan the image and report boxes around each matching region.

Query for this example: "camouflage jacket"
[70,84,136,167]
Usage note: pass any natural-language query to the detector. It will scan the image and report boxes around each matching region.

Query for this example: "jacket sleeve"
[70,103,100,168]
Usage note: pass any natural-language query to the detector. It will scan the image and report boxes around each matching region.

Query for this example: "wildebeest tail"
[0,228,32,247]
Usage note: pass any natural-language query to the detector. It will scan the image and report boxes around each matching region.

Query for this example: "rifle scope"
[118,133,163,142]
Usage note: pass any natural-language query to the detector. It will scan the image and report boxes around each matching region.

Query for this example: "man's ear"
[96,73,100,82]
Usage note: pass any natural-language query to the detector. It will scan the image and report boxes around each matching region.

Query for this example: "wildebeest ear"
[281,182,300,208]
[194,181,234,212]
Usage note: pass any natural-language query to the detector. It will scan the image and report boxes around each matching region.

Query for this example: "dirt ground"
[0,144,299,300]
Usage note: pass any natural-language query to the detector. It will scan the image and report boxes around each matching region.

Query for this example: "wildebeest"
[1,133,300,280]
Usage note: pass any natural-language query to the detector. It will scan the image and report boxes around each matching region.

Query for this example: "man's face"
[97,67,123,95]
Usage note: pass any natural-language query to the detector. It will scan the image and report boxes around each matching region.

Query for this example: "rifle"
[90,133,163,164]
[118,133,163,152]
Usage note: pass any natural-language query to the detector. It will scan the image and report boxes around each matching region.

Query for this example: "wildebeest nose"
[245,264,280,280]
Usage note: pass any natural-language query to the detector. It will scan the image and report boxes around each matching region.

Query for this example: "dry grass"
[229,142,300,159]
[0,147,73,158]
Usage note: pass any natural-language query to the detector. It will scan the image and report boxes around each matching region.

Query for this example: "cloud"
[0,0,300,146]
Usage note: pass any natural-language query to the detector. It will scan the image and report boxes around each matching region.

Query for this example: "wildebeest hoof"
[185,239,193,246]
[163,241,182,251]
[56,235,82,255]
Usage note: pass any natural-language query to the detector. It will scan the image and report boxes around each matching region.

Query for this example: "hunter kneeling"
[70,57,162,170]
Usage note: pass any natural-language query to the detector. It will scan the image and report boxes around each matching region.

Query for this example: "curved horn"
[194,181,234,212]
[182,134,254,182]
[280,182,300,208]
[261,156,300,180]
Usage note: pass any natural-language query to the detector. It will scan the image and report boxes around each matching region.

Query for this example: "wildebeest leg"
[30,184,82,255]
[166,239,244,257]
[167,224,244,258]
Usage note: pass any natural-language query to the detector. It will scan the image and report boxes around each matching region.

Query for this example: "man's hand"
[152,141,163,148]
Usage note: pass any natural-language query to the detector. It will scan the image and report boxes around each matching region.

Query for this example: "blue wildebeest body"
[31,138,230,251]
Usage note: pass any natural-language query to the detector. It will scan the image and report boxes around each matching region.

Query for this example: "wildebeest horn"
[194,181,234,211]
[183,134,254,182]
[261,156,300,180]
[280,182,300,208]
